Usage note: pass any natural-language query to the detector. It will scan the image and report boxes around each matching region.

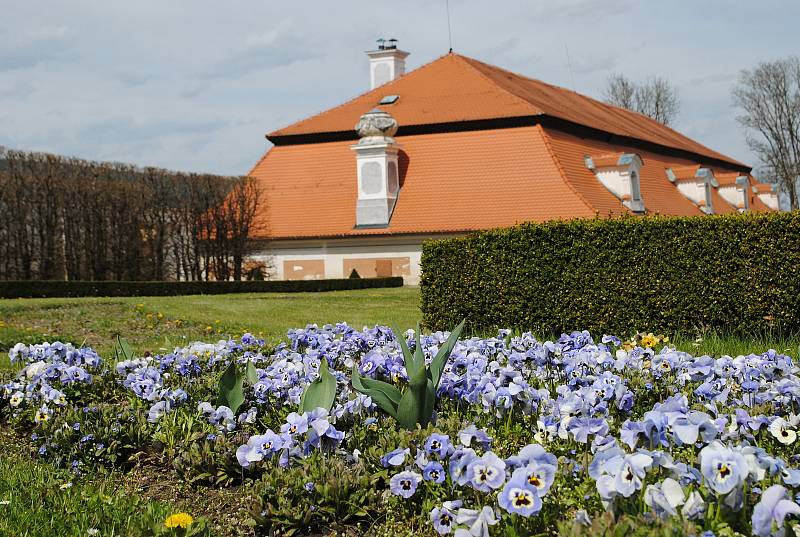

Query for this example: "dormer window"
[584,153,645,213]
[753,182,780,210]
[667,166,717,214]
[716,174,751,212]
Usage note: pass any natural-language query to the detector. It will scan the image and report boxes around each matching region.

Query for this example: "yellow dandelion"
[164,512,193,529]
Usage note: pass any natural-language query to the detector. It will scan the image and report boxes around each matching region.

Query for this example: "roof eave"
[267,113,751,174]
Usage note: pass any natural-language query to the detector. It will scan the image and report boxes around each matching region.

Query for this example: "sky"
[1,1,798,176]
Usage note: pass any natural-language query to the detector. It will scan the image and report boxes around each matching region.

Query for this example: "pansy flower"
[465,452,506,492]
[751,485,800,537]
[389,471,422,498]
[381,447,410,468]
[423,461,446,484]
[699,442,749,495]
[498,474,541,517]
[768,417,797,445]
[424,433,453,458]
[430,500,461,535]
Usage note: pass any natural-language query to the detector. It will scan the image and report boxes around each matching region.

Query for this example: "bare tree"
[0,147,263,281]
[732,56,800,210]
[604,73,681,126]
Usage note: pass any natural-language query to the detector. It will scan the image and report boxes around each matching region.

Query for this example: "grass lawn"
[0,428,213,537]
[2,286,798,366]
[0,287,422,366]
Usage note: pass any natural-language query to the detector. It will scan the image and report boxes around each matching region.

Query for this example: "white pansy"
[769,417,797,445]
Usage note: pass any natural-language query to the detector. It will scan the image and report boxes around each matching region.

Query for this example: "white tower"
[366,39,409,89]
[351,109,401,227]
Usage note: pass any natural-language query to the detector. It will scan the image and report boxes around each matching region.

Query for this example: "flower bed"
[2,327,800,536]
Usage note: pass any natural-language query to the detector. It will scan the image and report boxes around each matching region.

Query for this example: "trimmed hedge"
[0,277,404,299]
[421,212,800,335]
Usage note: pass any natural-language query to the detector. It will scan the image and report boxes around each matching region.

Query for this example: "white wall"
[250,236,448,285]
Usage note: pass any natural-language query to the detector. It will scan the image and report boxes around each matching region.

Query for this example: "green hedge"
[0,277,404,299]
[420,212,800,336]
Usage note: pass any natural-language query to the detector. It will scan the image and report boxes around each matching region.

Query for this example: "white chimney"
[366,38,409,89]
[351,109,401,227]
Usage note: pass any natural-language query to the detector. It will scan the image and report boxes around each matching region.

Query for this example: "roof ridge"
[460,55,733,164]
[268,53,453,138]
[462,56,667,126]
[451,53,542,115]
[537,125,603,216]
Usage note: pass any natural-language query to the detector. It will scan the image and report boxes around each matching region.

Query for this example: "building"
[248,42,777,284]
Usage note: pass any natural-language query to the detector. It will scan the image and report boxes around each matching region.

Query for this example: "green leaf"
[117,335,134,361]
[413,324,426,377]
[300,358,337,413]
[429,319,465,389]
[245,360,258,385]
[396,389,418,430]
[351,367,400,418]
[353,369,402,405]
[218,360,245,414]
[420,379,435,428]
[407,355,428,389]
[395,326,421,377]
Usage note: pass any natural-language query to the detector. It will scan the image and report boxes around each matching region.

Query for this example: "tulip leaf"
[414,325,425,376]
[396,389,419,430]
[218,360,245,415]
[351,367,401,418]
[245,360,258,385]
[300,358,337,413]
[421,379,436,427]
[117,335,134,361]
[430,319,465,389]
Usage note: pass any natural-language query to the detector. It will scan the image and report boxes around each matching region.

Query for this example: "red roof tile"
[250,126,597,239]
[270,53,747,169]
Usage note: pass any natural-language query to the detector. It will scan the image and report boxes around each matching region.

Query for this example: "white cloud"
[0,0,798,174]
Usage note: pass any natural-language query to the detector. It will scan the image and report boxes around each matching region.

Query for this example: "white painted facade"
[250,235,461,286]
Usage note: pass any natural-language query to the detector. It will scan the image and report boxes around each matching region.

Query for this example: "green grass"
[0,431,210,537]
[669,330,800,358]
[0,287,422,361]
[2,287,799,368]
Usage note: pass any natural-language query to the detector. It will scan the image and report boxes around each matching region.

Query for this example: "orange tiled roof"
[670,165,703,181]
[543,129,745,217]
[250,124,763,240]
[251,126,598,239]
[269,53,746,169]
[716,172,745,186]
[753,182,775,194]
[590,152,628,168]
